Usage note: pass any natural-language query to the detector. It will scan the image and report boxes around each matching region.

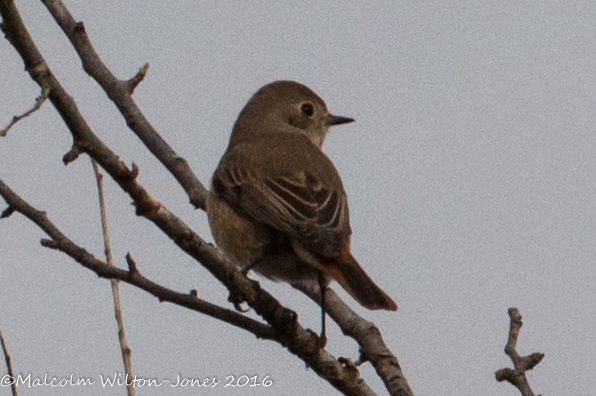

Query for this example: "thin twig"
[495,308,544,396]
[125,63,149,94]
[41,0,208,209]
[0,174,371,396]
[36,3,408,392]
[0,85,49,137]
[0,177,275,341]
[92,160,135,396]
[0,2,406,394]
[0,324,18,396]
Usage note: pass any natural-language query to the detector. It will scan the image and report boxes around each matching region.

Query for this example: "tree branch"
[34,7,409,393]
[0,324,18,396]
[495,308,544,396]
[91,160,136,396]
[0,176,275,341]
[0,85,49,137]
[293,281,413,396]
[0,2,408,394]
[41,0,208,210]
[0,175,380,395]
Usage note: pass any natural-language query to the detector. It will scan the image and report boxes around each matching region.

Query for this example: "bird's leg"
[228,259,262,312]
[317,270,328,348]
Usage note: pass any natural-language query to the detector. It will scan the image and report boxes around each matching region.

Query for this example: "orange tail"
[324,252,398,311]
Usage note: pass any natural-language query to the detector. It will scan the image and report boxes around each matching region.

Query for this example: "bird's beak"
[326,114,355,126]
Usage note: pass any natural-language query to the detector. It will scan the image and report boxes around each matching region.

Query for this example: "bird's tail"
[323,251,398,311]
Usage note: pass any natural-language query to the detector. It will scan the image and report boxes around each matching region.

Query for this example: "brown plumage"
[208,81,397,315]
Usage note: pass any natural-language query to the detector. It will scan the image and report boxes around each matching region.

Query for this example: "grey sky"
[1,1,595,395]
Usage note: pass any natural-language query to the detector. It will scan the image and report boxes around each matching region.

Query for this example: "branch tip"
[63,144,83,165]
[73,21,85,33]
[128,162,140,180]
[524,353,545,370]
[125,253,138,274]
[1,85,50,137]
[40,238,59,249]
[495,367,516,383]
[127,63,149,93]
[0,324,18,396]
[495,308,543,395]
[1,206,16,219]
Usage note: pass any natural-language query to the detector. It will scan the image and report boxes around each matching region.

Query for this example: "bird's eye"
[300,102,314,117]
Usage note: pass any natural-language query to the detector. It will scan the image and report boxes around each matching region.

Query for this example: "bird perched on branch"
[208,81,397,344]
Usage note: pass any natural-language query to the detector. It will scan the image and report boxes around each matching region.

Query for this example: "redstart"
[208,81,397,341]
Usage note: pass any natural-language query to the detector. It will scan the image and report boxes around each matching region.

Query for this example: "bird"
[207,80,397,343]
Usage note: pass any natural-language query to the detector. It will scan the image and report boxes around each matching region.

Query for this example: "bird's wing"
[212,163,351,259]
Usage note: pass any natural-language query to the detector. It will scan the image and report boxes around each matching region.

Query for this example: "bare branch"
[0,85,49,137]
[495,308,544,396]
[92,160,136,396]
[294,281,413,396]
[125,252,138,275]
[0,175,378,395]
[40,0,208,210]
[1,205,16,219]
[62,141,84,165]
[0,2,408,394]
[126,63,149,94]
[0,324,18,396]
[0,177,274,341]
[35,6,410,392]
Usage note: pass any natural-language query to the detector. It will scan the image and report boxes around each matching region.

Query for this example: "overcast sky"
[1,1,596,395]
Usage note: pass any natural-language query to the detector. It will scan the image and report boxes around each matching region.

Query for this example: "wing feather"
[212,164,351,258]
